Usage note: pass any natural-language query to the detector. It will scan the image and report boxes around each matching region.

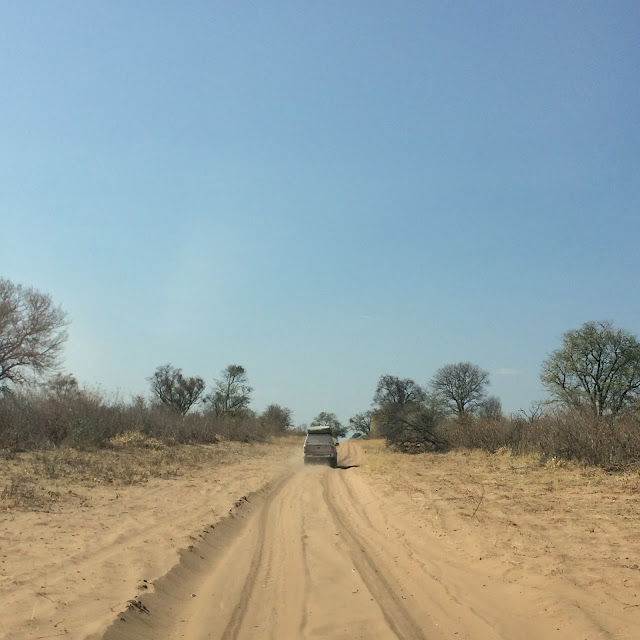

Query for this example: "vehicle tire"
[330,456,338,469]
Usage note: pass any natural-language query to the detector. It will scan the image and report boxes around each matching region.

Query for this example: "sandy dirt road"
[0,441,299,640]
[103,441,625,640]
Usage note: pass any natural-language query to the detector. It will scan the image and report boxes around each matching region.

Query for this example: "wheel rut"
[322,473,428,640]
[105,442,554,640]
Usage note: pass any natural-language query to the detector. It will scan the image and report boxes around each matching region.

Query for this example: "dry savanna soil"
[1,437,639,639]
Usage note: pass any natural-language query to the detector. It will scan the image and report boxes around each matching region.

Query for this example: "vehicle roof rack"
[307,426,333,435]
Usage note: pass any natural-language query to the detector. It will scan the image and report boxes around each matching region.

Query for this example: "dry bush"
[0,474,45,509]
[212,414,279,442]
[532,409,640,469]
[109,430,165,449]
[433,409,640,471]
[0,388,284,452]
[436,415,516,453]
[375,403,447,453]
[134,408,221,444]
[0,387,119,450]
[139,411,277,444]
[0,389,45,449]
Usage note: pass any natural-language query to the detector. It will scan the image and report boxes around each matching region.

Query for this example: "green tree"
[260,404,293,432]
[375,402,446,453]
[208,364,252,415]
[372,374,446,451]
[148,364,205,415]
[311,411,347,438]
[349,411,372,438]
[541,321,640,416]
[430,362,489,416]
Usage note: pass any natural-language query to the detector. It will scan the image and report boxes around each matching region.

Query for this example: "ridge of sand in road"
[103,441,639,640]
[0,440,300,640]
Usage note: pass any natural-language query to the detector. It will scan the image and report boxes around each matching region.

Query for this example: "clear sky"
[2,2,639,426]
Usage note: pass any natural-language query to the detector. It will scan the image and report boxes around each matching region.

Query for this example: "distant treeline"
[2,278,640,469]
[349,320,640,470]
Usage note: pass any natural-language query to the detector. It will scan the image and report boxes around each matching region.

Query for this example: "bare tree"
[430,362,490,416]
[208,364,252,415]
[0,278,68,386]
[517,401,546,423]
[148,364,205,415]
[260,404,293,432]
[541,321,640,416]
[373,374,426,407]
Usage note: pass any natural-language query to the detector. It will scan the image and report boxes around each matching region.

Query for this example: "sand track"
[102,441,622,640]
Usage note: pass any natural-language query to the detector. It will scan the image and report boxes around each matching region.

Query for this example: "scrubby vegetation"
[364,382,640,470]
[360,327,640,470]
[3,278,640,471]
[0,384,294,452]
[435,409,640,470]
[0,278,298,455]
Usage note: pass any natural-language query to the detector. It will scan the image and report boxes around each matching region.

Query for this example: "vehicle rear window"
[305,434,333,444]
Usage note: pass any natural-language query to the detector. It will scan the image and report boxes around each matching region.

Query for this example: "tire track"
[298,509,312,638]
[219,467,309,640]
[102,446,499,640]
[219,490,272,640]
[322,473,428,640]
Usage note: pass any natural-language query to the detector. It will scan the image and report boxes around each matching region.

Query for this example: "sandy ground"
[358,441,640,639]
[2,439,640,639]
[0,440,299,639]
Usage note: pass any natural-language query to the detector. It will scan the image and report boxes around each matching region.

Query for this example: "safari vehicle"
[303,426,338,468]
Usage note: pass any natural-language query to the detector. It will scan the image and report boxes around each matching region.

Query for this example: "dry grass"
[0,432,302,511]
[361,438,640,512]
[1,474,47,510]
[359,438,640,584]
[353,439,640,638]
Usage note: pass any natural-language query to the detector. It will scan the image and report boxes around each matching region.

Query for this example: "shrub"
[376,403,447,453]
[433,408,640,470]
[533,409,640,469]
[436,415,516,453]
[0,386,282,451]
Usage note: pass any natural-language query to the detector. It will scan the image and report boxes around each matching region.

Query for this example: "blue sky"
[2,2,639,425]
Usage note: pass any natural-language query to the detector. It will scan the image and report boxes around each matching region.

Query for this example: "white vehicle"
[303,426,338,468]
